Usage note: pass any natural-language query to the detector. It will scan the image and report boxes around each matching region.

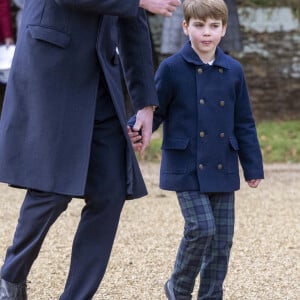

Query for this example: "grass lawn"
[257,120,300,163]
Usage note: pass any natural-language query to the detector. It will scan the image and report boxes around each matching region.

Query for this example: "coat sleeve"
[152,60,174,131]
[117,9,159,111]
[54,0,140,17]
[234,65,264,180]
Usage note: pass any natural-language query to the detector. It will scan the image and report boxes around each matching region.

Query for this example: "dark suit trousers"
[1,83,127,299]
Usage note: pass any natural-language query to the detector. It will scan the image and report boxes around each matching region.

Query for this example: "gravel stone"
[0,163,299,299]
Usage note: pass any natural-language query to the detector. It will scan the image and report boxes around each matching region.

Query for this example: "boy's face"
[182,17,227,59]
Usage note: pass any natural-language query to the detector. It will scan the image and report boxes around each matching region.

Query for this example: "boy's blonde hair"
[183,0,228,25]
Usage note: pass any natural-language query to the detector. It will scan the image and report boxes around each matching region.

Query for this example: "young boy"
[129,0,264,298]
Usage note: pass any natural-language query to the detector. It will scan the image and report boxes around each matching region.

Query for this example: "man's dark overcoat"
[0,0,158,198]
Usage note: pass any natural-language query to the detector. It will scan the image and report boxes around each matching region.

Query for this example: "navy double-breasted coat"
[153,42,264,192]
[0,0,158,198]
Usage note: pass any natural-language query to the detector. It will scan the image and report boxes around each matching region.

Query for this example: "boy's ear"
[221,23,227,37]
[182,20,189,36]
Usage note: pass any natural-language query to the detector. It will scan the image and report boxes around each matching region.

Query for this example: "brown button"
[199,99,205,105]
[199,131,205,138]
[220,101,225,106]
[217,164,223,170]
[199,164,204,170]
[198,68,203,74]
[218,68,223,73]
[220,133,225,138]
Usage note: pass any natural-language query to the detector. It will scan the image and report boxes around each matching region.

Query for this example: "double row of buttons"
[197,66,225,173]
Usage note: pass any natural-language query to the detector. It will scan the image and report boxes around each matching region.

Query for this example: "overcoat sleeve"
[127,59,171,129]
[118,9,158,111]
[55,0,140,17]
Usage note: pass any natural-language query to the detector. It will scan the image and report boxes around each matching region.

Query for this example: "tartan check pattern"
[170,191,235,300]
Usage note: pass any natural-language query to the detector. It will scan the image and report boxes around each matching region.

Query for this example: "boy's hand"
[139,0,181,17]
[127,126,143,152]
[247,179,261,188]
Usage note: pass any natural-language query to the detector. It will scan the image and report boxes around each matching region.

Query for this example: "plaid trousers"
[170,191,235,300]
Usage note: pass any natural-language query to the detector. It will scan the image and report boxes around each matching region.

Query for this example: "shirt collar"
[179,41,231,69]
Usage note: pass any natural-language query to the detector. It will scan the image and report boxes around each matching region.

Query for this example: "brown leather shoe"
[0,278,27,300]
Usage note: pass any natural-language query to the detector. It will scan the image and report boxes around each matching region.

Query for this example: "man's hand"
[139,0,181,17]
[131,106,154,152]
[247,179,261,188]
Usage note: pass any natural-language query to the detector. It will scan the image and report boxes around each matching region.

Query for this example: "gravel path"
[0,163,299,299]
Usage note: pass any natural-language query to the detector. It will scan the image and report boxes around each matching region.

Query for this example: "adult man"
[0,0,180,299]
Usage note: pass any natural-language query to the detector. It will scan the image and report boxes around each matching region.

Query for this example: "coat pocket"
[27,25,71,48]
[161,138,189,150]
[161,138,191,174]
[229,136,239,151]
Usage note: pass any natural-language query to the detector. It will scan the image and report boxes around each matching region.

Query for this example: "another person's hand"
[247,179,261,188]
[139,0,181,17]
[4,37,14,47]
[131,106,154,152]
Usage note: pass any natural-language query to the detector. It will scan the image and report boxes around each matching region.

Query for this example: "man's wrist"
[139,0,145,8]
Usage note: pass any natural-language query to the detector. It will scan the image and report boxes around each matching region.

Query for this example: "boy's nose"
[203,28,211,35]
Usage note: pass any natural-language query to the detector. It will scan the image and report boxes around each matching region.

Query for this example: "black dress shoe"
[0,278,27,300]
[164,279,176,300]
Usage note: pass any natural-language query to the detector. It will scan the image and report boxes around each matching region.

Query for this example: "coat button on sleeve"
[217,164,223,170]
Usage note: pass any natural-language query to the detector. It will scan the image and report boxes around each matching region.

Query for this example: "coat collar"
[179,41,231,69]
